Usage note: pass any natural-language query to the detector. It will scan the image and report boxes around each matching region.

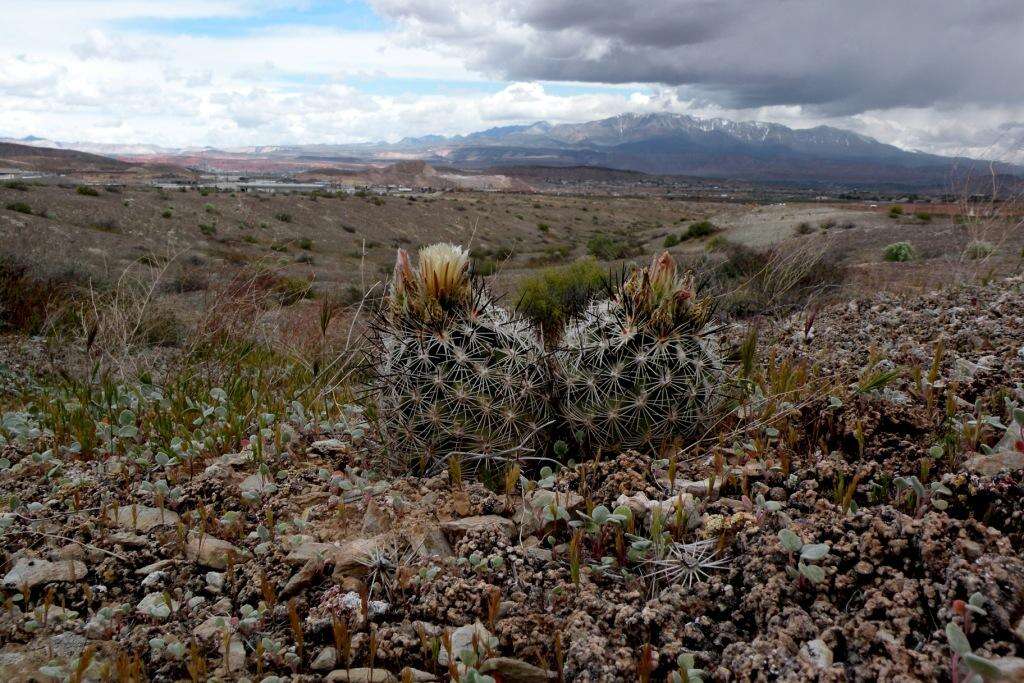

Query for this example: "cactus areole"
[557,251,724,451]
[371,244,548,474]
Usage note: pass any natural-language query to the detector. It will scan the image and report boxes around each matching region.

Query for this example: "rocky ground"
[2,277,1024,682]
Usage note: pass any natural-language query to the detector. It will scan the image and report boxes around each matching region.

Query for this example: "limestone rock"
[326,667,398,682]
[185,532,250,569]
[106,504,179,532]
[441,515,514,542]
[3,557,87,589]
[311,647,337,671]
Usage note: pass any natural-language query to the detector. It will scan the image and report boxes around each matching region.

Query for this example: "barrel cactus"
[369,243,549,474]
[556,251,724,451]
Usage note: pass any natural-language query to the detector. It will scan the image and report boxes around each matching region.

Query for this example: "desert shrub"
[162,208,173,219]
[682,220,716,240]
[0,258,72,334]
[914,211,932,222]
[138,308,183,347]
[271,276,312,305]
[92,218,120,233]
[104,185,121,194]
[76,185,99,197]
[527,245,573,266]
[586,233,641,261]
[820,219,837,230]
[242,235,259,244]
[701,240,845,317]
[341,224,356,234]
[295,253,315,264]
[883,242,917,262]
[166,269,209,293]
[3,180,29,191]
[274,212,292,223]
[199,222,216,236]
[5,201,32,214]
[839,221,856,230]
[517,258,606,340]
[298,238,313,250]
[964,240,996,259]
[889,205,904,217]
[663,233,681,248]
[204,203,216,214]
[796,222,814,235]
[270,242,289,252]
[537,222,551,233]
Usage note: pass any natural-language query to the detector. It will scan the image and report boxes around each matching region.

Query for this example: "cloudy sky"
[2,0,1023,158]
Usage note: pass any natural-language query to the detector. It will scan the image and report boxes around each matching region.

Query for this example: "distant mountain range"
[5,113,1022,187]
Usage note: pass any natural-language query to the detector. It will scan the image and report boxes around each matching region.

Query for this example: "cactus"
[369,243,549,474]
[556,251,724,451]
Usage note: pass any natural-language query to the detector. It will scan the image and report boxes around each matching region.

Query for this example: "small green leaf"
[798,562,825,584]
[800,543,830,561]
[945,622,970,655]
[778,528,803,552]
[962,653,1000,677]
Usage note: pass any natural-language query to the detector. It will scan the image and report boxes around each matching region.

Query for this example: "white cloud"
[0,0,1021,161]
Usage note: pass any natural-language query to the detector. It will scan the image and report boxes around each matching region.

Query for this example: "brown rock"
[481,657,558,682]
[185,532,250,569]
[280,556,325,599]
[963,451,1024,476]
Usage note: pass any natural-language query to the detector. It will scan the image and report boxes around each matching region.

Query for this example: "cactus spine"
[370,243,548,473]
[556,251,724,451]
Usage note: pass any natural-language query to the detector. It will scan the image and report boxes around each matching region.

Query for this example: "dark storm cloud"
[373,0,1024,115]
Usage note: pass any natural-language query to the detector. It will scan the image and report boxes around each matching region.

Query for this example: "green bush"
[162,208,173,218]
[883,242,916,262]
[537,222,551,233]
[275,212,292,223]
[199,222,216,236]
[5,202,32,214]
[298,238,313,250]
[914,211,931,222]
[76,185,99,197]
[682,220,715,240]
[586,233,640,261]
[889,205,903,217]
[796,222,814,235]
[964,240,996,259]
[517,258,606,340]
[2,180,29,191]
[204,203,216,214]
[272,276,312,305]
[663,233,680,248]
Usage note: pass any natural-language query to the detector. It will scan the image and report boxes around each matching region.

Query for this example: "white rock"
[3,557,87,589]
[137,592,179,620]
[106,504,180,532]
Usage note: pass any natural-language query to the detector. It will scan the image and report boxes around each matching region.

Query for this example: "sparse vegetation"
[587,233,641,260]
[883,241,917,262]
[2,184,1024,682]
[516,257,605,339]
[964,240,995,259]
[75,185,100,197]
[5,201,32,214]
